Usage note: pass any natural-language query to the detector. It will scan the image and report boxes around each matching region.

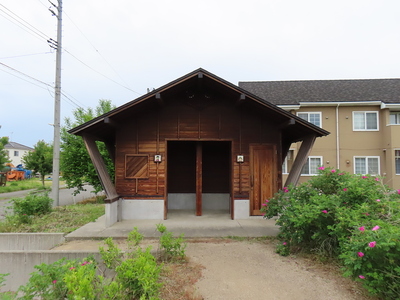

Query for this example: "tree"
[23,140,53,186]
[60,99,116,195]
[0,136,10,170]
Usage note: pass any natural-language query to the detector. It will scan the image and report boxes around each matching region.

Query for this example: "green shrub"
[9,192,52,224]
[156,223,186,261]
[116,247,162,299]
[12,225,185,299]
[262,167,400,299]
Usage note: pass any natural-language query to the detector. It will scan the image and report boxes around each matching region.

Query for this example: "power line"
[64,10,135,92]
[0,52,52,60]
[64,48,141,95]
[0,61,52,88]
[0,4,51,44]
[0,61,83,109]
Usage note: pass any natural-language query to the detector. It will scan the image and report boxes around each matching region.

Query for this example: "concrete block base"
[121,199,164,220]
[234,199,250,219]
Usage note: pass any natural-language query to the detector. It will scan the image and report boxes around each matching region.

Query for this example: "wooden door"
[250,144,277,215]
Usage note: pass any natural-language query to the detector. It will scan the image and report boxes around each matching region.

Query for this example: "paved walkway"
[65,210,280,240]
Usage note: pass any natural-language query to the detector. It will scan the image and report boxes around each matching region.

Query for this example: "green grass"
[0,178,53,194]
[0,202,105,233]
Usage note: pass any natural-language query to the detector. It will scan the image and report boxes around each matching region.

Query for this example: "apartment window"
[297,112,322,127]
[282,150,294,174]
[390,112,400,125]
[354,156,380,175]
[14,151,19,157]
[353,111,378,131]
[395,150,400,175]
[301,156,322,175]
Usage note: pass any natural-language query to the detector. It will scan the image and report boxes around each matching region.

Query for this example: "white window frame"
[395,150,400,175]
[353,156,380,175]
[352,111,379,131]
[297,112,322,128]
[282,149,294,174]
[301,156,323,176]
[390,112,400,125]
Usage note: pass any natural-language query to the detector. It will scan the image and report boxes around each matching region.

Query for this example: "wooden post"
[82,134,118,200]
[284,135,316,187]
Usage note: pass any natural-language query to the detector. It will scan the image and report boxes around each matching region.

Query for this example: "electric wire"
[63,49,140,95]
[1,2,140,105]
[0,4,51,45]
[63,10,137,94]
[0,52,53,60]
[0,61,82,109]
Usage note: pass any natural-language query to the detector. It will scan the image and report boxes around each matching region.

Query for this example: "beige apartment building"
[240,79,400,190]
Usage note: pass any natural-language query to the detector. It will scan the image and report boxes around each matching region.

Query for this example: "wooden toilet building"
[69,69,329,226]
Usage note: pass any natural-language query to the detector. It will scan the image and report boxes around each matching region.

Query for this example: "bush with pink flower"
[261,167,400,299]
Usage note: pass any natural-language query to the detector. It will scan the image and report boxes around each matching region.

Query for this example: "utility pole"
[49,0,62,206]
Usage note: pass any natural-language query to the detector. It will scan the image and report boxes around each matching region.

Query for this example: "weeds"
[2,225,186,300]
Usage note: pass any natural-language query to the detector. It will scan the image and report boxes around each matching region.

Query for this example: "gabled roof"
[69,68,329,142]
[239,78,400,106]
[5,142,33,151]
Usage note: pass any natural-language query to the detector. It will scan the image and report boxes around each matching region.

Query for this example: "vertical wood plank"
[196,142,202,216]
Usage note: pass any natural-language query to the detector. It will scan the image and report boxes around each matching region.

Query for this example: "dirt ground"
[53,239,373,300]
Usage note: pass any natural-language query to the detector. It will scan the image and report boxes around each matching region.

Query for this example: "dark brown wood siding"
[115,94,281,199]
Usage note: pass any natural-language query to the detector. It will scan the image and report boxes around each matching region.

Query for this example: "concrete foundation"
[168,193,229,210]
[121,199,164,220]
[234,199,250,219]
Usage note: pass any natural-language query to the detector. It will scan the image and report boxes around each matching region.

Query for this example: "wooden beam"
[104,117,118,128]
[278,118,295,129]
[155,93,164,107]
[103,139,116,163]
[236,94,246,106]
[284,134,316,187]
[82,134,118,201]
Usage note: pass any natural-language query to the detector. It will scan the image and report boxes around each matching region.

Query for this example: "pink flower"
[283,189,289,193]
[322,210,328,214]
[363,213,370,216]
[362,176,368,179]
[331,169,336,173]
[376,199,381,202]
[357,252,364,257]
[397,189,400,195]
[368,241,377,248]
[69,267,75,270]
[283,242,287,245]
[359,226,365,232]
[262,213,266,216]
[359,275,365,279]
[265,199,269,203]
[372,226,380,231]
[318,166,325,170]
[375,177,380,181]
[52,280,57,284]
[343,188,348,191]
[262,203,267,206]
[338,173,344,176]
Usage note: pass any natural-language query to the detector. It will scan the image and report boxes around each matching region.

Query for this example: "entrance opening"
[167,141,231,216]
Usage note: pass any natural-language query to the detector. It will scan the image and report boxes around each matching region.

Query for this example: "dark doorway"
[167,141,231,216]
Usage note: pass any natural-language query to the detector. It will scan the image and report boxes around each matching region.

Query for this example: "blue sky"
[1,0,400,147]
